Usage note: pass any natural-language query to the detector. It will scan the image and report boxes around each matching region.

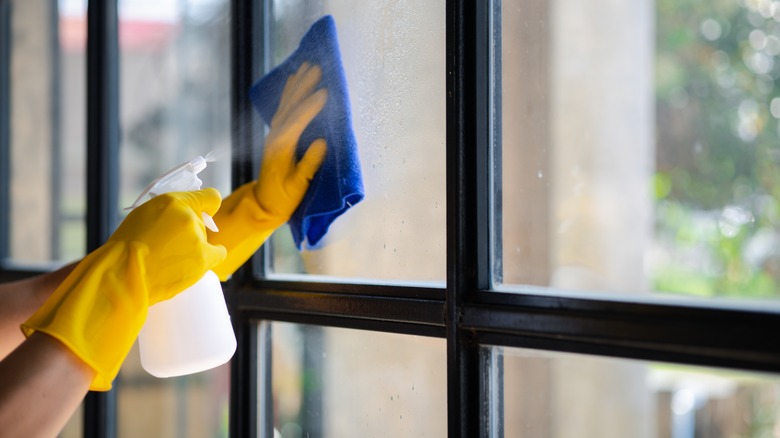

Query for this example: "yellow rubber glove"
[21,189,227,391]
[209,62,328,280]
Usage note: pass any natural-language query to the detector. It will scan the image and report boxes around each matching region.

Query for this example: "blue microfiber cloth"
[249,15,364,249]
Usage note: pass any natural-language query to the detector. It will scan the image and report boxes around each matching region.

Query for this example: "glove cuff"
[21,241,149,391]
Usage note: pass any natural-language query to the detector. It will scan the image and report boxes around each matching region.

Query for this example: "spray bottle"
[127,154,237,378]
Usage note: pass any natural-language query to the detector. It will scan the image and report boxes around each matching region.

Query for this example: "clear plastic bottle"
[128,154,237,378]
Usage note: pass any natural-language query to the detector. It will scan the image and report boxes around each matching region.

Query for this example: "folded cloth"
[249,15,364,249]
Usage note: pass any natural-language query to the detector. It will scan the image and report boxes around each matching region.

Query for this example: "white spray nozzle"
[127,155,219,232]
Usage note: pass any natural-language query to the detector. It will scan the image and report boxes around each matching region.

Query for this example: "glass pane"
[8,0,86,265]
[498,0,780,303]
[491,346,780,438]
[7,0,87,433]
[116,1,231,435]
[117,342,230,437]
[118,0,231,211]
[263,322,447,437]
[266,2,447,283]
[58,0,87,264]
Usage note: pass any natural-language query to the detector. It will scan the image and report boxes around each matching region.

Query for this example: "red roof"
[60,17,179,52]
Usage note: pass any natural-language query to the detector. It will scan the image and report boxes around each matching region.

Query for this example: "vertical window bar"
[229,0,262,436]
[446,0,488,436]
[84,0,120,436]
[255,0,273,279]
[229,317,259,438]
[230,0,262,204]
[489,0,503,287]
[0,0,9,262]
[85,0,119,249]
[484,2,505,436]
[475,0,494,288]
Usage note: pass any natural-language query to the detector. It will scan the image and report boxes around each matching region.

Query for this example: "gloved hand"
[21,189,227,391]
[209,62,328,280]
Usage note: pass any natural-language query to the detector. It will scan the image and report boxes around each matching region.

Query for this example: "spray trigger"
[202,214,219,232]
[126,155,219,232]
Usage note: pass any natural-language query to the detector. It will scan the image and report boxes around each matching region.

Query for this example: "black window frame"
[0,0,778,437]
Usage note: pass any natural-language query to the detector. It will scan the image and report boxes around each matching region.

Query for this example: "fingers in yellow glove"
[296,138,327,182]
[257,62,328,219]
[112,188,227,304]
[209,63,328,280]
[274,62,327,132]
[22,189,226,391]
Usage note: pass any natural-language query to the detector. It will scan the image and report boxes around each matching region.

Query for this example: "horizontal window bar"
[253,278,443,300]
[475,331,780,375]
[464,292,780,373]
[237,280,780,373]
[232,285,446,336]
[245,311,445,340]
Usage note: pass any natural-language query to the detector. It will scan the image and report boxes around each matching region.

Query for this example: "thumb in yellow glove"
[209,62,328,280]
[21,189,227,391]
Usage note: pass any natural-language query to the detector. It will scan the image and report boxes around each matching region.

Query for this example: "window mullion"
[84,0,120,436]
[446,0,489,436]
[228,0,263,436]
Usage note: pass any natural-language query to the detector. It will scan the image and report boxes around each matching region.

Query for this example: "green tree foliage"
[655,0,780,298]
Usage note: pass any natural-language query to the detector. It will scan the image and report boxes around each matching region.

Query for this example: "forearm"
[0,263,78,359]
[0,332,94,437]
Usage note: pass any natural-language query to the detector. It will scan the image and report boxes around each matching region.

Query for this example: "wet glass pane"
[115,1,231,436]
[263,321,447,437]
[497,0,780,304]
[491,346,780,438]
[8,0,86,265]
[266,1,447,283]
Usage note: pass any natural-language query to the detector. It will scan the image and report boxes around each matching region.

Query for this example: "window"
[0,1,778,437]
[496,346,780,436]
[3,0,231,436]
[266,1,447,283]
[499,0,780,305]
[265,321,447,436]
